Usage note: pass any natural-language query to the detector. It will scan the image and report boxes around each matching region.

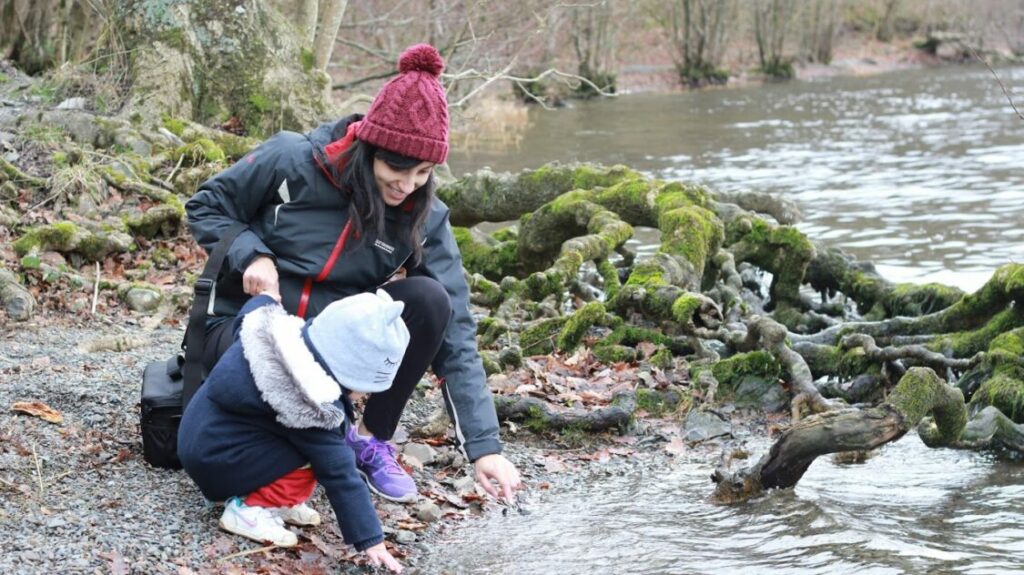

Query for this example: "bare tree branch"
[968,44,1024,120]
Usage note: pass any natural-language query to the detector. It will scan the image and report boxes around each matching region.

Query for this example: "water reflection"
[423,439,1024,574]
[448,66,1024,292]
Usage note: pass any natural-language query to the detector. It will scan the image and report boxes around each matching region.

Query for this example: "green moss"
[176,138,226,165]
[524,405,549,433]
[20,254,41,269]
[51,151,69,166]
[519,316,569,355]
[928,306,1024,357]
[557,302,606,352]
[14,222,80,256]
[650,347,673,369]
[882,282,964,318]
[671,294,702,324]
[592,344,637,364]
[0,73,9,83]
[888,368,967,444]
[453,226,521,281]
[300,48,315,72]
[625,260,669,287]
[702,351,782,390]
[162,116,187,137]
[248,92,273,114]
[658,205,723,271]
[596,258,621,301]
[636,388,675,417]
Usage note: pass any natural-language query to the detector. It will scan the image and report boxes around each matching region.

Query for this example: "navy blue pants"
[203,276,451,439]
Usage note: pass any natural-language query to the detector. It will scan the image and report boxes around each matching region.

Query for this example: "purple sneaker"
[346,426,417,502]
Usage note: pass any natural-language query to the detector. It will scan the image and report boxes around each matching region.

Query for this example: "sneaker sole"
[218,517,298,547]
[357,469,418,503]
[280,515,321,527]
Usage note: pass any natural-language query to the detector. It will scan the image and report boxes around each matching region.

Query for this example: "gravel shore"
[0,318,540,574]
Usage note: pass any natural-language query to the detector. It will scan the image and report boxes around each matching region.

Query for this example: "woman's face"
[373,157,434,206]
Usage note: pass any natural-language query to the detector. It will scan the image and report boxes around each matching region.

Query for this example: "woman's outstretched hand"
[243,256,279,299]
[365,542,403,573]
[473,453,523,503]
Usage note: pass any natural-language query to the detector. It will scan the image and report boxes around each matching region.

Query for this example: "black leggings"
[203,276,452,439]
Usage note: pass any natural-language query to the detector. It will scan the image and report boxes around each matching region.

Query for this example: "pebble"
[403,442,437,465]
[415,501,443,523]
[395,530,418,544]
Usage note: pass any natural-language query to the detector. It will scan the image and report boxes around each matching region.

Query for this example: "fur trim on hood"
[240,303,346,429]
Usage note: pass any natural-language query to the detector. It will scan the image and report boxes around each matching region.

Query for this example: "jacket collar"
[240,303,346,429]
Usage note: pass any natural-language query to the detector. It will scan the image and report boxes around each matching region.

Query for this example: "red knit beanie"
[355,44,449,164]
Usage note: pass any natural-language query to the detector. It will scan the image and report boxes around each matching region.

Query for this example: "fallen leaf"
[664,438,687,456]
[97,550,129,575]
[11,401,63,424]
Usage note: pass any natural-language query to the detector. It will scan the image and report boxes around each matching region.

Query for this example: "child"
[178,289,408,572]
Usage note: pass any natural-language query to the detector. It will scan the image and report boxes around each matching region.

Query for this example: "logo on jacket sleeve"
[373,239,395,254]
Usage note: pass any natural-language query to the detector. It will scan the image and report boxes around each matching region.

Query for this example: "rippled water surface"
[423,439,1024,574]
[448,65,1024,292]
[437,66,1024,573]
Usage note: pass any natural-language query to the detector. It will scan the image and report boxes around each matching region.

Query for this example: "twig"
[216,545,278,563]
[91,262,101,315]
[968,45,1024,120]
[332,70,398,91]
[32,444,44,501]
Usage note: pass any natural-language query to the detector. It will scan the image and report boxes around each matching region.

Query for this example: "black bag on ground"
[139,223,246,469]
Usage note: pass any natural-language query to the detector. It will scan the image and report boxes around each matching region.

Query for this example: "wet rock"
[124,287,163,313]
[415,501,443,523]
[733,375,789,412]
[403,443,437,465]
[682,409,732,442]
[452,475,476,494]
[412,408,450,438]
[395,530,417,545]
[113,128,152,156]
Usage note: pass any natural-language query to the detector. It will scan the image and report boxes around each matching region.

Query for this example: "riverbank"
[0,313,764,574]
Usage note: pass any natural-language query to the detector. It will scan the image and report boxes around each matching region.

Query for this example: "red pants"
[244,466,316,508]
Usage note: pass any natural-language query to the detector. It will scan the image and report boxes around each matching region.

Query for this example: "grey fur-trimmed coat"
[177,294,383,551]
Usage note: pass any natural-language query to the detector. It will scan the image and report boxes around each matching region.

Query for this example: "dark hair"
[339,140,435,265]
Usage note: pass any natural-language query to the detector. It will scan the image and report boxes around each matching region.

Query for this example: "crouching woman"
[178,290,409,572]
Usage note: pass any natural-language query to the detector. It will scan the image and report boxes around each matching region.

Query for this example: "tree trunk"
[116,0,330,136]
[312,0,347,73]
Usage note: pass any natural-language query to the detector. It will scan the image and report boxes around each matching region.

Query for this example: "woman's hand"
[365,542,403,573]
[473,453,523,503]
[243,256,279,299]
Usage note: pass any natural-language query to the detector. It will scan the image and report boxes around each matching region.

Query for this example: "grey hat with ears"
[306,289,410,393]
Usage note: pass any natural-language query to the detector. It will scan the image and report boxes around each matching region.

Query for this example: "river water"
[433,65,1024,574]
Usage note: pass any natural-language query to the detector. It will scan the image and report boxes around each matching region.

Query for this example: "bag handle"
[182,221,248,408]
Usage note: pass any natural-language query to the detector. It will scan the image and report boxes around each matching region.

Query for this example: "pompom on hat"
[305,290,410,394]
[355,44,449,164]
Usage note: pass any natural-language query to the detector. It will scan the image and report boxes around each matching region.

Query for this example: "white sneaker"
[219,497,298,547]
[272,502,321,526]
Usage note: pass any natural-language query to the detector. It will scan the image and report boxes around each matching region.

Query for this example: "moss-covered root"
[967,328,1024,423]
[453,227,521,282]
[943,406,1024,453]
[712,367,965,503]
[0,155,48,188]
[556,301,608,353]
[806,245,964,319]
[437,162,643,227]
[611,257,723,331]
[740,316,835,418]
[493,391,636,434]
[518,191,633,274]
[14,221,133,262]
[711,189,803,226]
[726,215,815,311]
[796,263,1024,348]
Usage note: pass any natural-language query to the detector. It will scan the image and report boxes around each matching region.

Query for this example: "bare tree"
[753,0,796,78]
[799,0,841,64]
[876,0,900,42]
[568,0,617,97]
[651,0,735,87]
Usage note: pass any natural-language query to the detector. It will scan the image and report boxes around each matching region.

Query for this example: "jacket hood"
[307,113,364,187]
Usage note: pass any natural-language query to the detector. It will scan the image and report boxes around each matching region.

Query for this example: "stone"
[0,268,36,321]
[415,501,443,523]
[733,374,789,412]
[403,442,437,465]
[452,475,476,494]
[395,530,417,545]
[124,287,163,313]
[56,97,88,110]
[682,409,732,443]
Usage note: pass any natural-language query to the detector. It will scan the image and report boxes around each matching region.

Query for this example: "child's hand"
[365,542,403,573]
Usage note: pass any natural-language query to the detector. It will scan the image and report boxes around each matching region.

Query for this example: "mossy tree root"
[725,216,815,311]
[839,333,982,374]
[711,367,967,503]
[493,391,636,433]
[806,245,964,320]
[436,162,643,227]
[710,190,803,226]
[0,156,48,189]
[796,263,1024,347]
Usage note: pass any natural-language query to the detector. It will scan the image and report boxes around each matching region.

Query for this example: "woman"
[184,43,521,530]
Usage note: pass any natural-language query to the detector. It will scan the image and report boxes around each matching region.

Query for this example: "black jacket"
[185,115,501,461]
